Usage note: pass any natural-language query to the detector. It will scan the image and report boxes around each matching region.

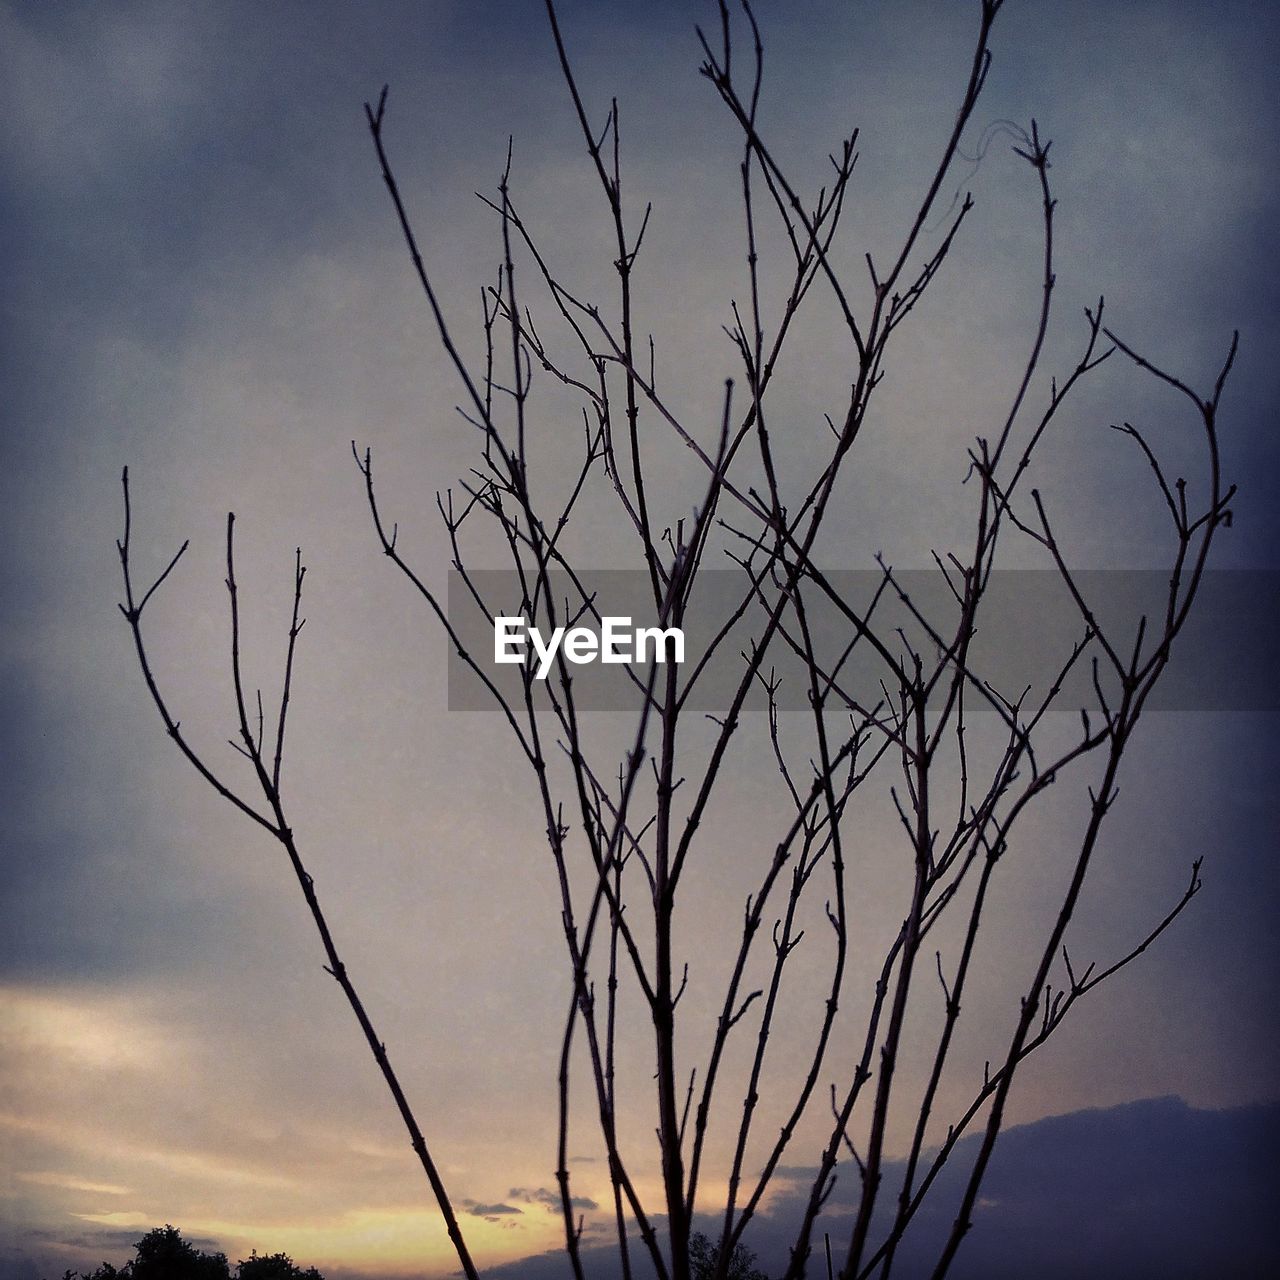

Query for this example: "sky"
[2,1,1278,1277]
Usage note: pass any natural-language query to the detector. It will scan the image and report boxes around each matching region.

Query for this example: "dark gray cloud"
[754,1096,1280,1279]
[487,1098,1280,1279]
[464,1200,521,1217]
[509,1185,600,1212]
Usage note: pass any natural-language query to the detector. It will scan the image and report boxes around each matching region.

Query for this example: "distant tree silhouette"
[53,1227,323,1280]
[128,1226,228,1280]
[689,1231,768,1280]
[55,1225,226,1280]
[235,1251,324,1280]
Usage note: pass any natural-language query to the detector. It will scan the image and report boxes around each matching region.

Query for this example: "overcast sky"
[2,2,1278,1278]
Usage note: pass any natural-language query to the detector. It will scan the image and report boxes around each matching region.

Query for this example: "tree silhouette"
[689,1230,768,1280]
[235,1251,324,1280]
[121,1226,227,1280]
[57,1226,227,1280]
[53,1228,324,1280]
[118,3,1238,1279]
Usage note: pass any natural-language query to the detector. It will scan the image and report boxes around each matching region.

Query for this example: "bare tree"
[118,3,1236,1279]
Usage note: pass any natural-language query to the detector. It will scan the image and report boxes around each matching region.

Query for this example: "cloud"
[15,1171,130,1196]
[69,1211,153,1230]
[485,1099,1280,1279]
[464,1201,522,1217]
[2,986,183,1074]
[508,1186,600,1213]
[747,1097,1280,1280]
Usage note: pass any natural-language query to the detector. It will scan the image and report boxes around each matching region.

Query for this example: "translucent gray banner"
[446,569,1279,713]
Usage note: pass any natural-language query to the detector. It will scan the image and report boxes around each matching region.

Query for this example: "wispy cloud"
[16,1172,130,1196]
